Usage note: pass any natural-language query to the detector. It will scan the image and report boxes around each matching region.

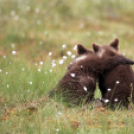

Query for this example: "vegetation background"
[0,0,134,133]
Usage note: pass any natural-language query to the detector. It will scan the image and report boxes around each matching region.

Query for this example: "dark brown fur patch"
[93,39,134,107]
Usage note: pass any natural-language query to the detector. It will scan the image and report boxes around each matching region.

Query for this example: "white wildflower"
[67,51,72,56]
[70,73,75,77]
[0,69,2,72]
[22,68,25,71]
[44,31,48,35]
[43,82,44,83]
[107,88,111,91]
[50,69,52,72]
[71,55,75,59]
[11,43,15,48]
[6,72,8,75]
[39,61,43,65]
[114,98,118,102]
[63,56,67,59]
[11,10,15,16]
[12,51,16,55]
[104,99,109,103]
[73,45,77,51]
[26,6,31,11]
[83,86,87,92]
[48,52,52,56]
[35,8,39,13]
[7,85,9,88]
[51,60,55,63]
[98,31,103,36]
[38,69,41,72]
[29,81,32,85]
[56,128,60,132]
[52,63,56,67]
[27,90,30,92]
[59,59,64,65]
[116,81,120,84]
[3,55,6,58]
[62,44,66,49]
[58,111,63,115]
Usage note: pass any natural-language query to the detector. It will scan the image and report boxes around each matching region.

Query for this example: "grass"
[0,0,134,133]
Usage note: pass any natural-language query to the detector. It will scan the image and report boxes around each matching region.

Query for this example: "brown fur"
[49,44,134,105]
[93,39,134,107]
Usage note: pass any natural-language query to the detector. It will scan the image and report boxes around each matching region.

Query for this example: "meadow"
[0,0,134,133]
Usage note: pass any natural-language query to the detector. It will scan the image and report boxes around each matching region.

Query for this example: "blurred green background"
[0,0,134,60]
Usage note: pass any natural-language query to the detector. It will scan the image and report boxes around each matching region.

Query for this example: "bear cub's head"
[68,44,96,70]
[92,38,119,58]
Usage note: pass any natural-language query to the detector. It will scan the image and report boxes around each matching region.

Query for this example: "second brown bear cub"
[50,44,134,105]
[93,39,134,107]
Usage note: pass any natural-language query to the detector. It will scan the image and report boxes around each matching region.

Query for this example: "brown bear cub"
[93,38,134,108]
[49,44,134,106]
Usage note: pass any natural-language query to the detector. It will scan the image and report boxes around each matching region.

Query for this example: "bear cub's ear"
[92,43,101,53]
[77,44,88,55]
[109,38,119,51]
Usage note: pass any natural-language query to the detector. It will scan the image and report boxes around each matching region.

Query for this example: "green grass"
[0,0,134,133]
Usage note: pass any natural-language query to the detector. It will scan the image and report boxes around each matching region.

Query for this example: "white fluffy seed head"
[116,81,120,84]
[52,63,56,67]
[73,45,77,51]
[6,72,8,75]
[83,86,87,92]
[38,69,41,72]
[70,73,75,77]
[59,59,64,65]
[7,85,9,88]
[3,55,6,58]
[57,111,63,115]
[11,43,15,48]
[63,56,67,59]
[22,68,25,71]
[114,98,118,102]
[67,51,72,56]
[104,99,109,103]
[80,65,83,68]
[71,55,75,59]
[107,88,111,91]
[12,51,16,55]
[62,44,66,49]
[48,52,52,56]
[39,61,43,65]
[29,81,32,85]
[56,128,60,132]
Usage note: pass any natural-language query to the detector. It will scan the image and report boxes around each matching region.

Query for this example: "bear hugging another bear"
[49,38,134,108]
